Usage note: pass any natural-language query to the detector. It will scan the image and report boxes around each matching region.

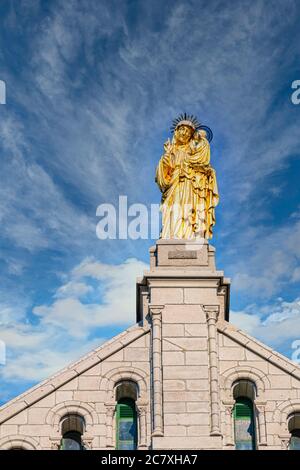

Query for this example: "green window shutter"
[119,402,134,419]
[235,400,252,419]
[234,397,256,450]
[116,398,137,450]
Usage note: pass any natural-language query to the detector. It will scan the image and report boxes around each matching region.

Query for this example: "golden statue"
[155,114,219,240]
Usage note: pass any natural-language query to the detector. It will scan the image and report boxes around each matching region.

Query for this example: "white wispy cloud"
[55,281,93,298]
[34,257,147,337]
[0,257,147,384]
[228,215,300,298]
[0,111,95,254]
[231,296,300,350]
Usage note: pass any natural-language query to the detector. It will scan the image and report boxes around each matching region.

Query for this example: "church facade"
[0,239,300,450]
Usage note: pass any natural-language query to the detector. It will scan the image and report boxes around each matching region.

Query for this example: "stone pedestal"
[137,239,230,325]
[136,239,230,449]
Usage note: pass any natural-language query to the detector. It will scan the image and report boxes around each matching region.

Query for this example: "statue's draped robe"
[156,137,219,239]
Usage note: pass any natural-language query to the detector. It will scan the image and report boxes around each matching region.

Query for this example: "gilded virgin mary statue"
[155,113,219,240]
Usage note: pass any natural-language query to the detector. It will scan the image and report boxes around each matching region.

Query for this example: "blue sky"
[0,0,300,404]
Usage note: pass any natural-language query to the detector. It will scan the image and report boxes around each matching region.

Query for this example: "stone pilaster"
[223,400,235,447]
[255,402,267,447]
[204,305,221,436]
[137,402,148,448]
[149,304,164,437]
[105,404,115,448]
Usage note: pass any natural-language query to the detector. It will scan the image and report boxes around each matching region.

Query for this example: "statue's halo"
[198,125,213,143]
[170,113,213,142]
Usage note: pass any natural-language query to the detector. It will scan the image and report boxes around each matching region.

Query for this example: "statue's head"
[171,113,213,144]
[172,113,198,145]
[175,124,194,144]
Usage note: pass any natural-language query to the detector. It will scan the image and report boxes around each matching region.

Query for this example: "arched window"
[233,381,256,450]
[115,381,138,450]
[60,414,85,450]
[288,413,300,450]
